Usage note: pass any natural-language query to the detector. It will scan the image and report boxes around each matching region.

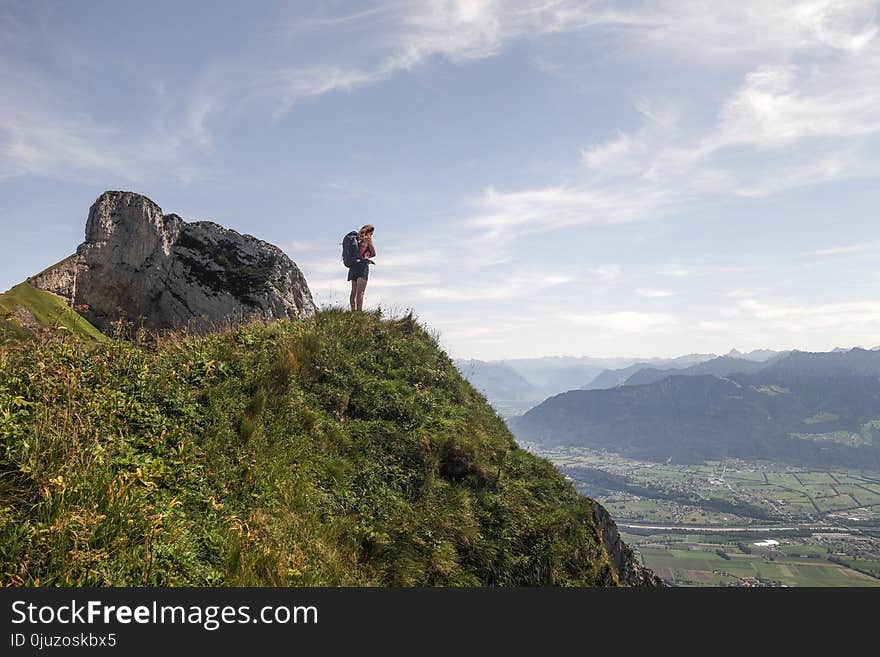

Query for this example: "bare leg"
[350,279,358,310]
[355,277,368,311]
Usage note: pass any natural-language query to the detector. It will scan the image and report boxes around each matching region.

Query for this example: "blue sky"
[2,1,879,359]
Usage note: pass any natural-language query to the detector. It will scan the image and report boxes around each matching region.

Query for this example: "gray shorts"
[347,262,369,281]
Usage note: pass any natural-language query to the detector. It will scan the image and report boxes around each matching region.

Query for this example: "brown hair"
[358,224,374,239]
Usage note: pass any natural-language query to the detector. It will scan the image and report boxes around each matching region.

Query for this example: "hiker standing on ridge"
[344,224,375,311]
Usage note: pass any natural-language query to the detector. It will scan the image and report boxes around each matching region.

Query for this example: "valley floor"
[522,443,880,587]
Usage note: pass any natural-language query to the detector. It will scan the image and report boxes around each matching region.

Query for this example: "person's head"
[358,224,374,240]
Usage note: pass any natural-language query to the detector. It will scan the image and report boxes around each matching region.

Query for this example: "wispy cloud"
[454,2,880,243]
[465,184,672,241]
[656,263,752,278]
[591,265,622,281]
[0,59,213,185]
[805,241,880,256]
[217,1,662,123]
[281,239,326,254]
[724,287,768,298]
[5,1,877,193]
[637,288,677,298]
[419,270,574,301]
[732,297,880,331]
[633,0,878,56]
[559,310,679,334]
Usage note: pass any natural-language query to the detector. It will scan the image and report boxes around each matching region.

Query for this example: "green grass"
[0,308,627,587]
[0,283,105,344]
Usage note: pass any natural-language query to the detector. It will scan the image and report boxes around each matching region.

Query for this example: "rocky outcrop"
[592,502,664,587]
[29,256,80,307]
[8,305,42,334]
[30,191,316,331]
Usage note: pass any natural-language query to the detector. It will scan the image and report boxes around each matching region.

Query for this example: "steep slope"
[29,191,316,331]
[511,349,880,468]
[0,310,658,587]
[0,282,105,345]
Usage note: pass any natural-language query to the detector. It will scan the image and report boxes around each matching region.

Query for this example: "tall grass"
[0,308,618,586]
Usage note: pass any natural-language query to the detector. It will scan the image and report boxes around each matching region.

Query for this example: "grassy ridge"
[0,309,621,586]
[0,283,106,344]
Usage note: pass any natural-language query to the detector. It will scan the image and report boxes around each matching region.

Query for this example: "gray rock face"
[592,502,664,587]
[29,256,80,307]
[30,191,316,331]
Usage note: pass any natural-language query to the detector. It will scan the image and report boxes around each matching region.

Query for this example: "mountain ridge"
[511,348,880,468]
[622,353,786,387]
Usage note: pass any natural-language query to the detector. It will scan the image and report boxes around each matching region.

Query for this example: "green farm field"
[525,444,880,587]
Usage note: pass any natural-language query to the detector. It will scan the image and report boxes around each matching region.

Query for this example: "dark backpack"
[342,231,360,268]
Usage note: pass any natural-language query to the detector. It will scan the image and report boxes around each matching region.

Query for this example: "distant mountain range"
[583,354,717,390]
[584,349,781,390]
[455,355,679,416]
[510,348,880,469]
[453,359,551,415]
[498,356,640,392]
[456,349,791,417]
[622,353,787,387]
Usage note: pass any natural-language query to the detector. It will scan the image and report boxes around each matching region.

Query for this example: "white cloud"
[6,1,878,192]
[724,287,766,298]
[95,0,880,176]
[637,288,677,298]
[435,324,500,341]
[465,50,880,241]
[657,266,691,278]
[0,59,212,185]
[591,265,622,281]
[716,64,880,150]
[634,98,679,129]
[582,132,643,175]
[465,184,672,241]
[418,269,574,301]
[735,297,880,330]
[595,60,880,194]
[735,152,852,197]
[559,310,678,333]
[656,263,750,278]
[248,1,661,119]
[805,241,880,256]
[634,0,879,57]
[282,239,325,254]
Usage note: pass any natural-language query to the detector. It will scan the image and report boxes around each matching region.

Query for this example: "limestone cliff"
[29,191,315,331]
[593,503,664,587]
